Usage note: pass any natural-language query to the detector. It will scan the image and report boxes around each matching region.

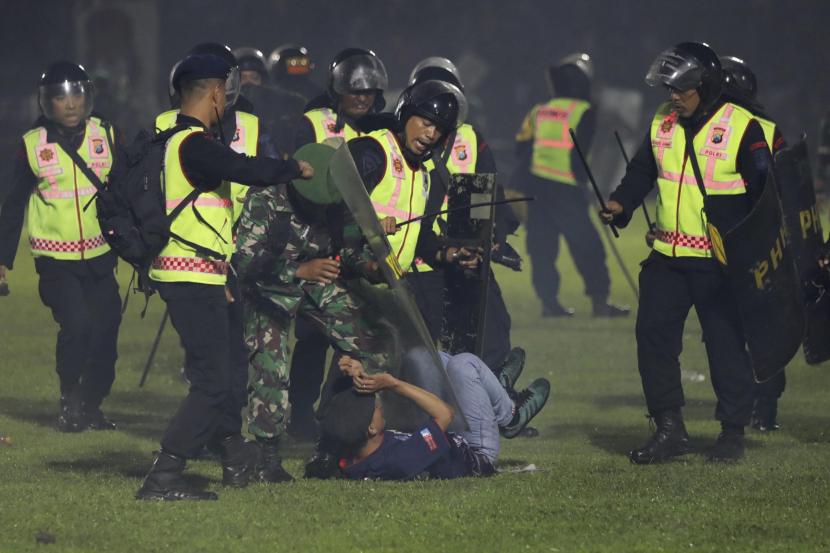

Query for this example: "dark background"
[2,0,828,195]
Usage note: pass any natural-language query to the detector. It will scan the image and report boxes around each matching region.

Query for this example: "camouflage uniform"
[234,183,379,439]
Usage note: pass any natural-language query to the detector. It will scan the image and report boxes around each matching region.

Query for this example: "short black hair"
[179,77,224,101]
[320,389,376,457]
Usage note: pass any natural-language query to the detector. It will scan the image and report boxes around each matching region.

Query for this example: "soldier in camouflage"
[234,174,384,483]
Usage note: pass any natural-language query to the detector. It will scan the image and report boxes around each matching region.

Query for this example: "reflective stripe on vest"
[367,130,429,271]
[154,109,259,223]
[650,101,753,259]
[305,108,362,142]
[149,126,233,285]
[22,116,112,261]
[530,98,590,185]
[757,117,776,154]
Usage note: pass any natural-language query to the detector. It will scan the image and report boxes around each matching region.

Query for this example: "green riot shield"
[775,138,830,364]
[717,169,805,382]
[326,143,469,430]
[441,173,496,357]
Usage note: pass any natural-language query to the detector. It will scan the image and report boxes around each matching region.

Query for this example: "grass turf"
[1,211,829,552]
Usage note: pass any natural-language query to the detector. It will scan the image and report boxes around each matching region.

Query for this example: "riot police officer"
[601,42,772,463]
[515,54,628,318]
[406,57,521,373]
[135,54,312,501]
[267,44,324,104]
[0,61,122,433]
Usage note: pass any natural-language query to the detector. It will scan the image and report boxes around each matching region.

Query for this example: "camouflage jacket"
[233,183,371,314]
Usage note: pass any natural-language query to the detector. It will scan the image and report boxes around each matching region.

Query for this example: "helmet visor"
[645,48,703,91]
[331,54,388,95]
[38,80,94,125]
[225,66,241,107]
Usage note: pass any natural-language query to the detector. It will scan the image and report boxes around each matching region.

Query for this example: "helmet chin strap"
[214,106,227,144]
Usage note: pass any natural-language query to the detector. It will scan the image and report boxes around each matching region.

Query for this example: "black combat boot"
[220,434,257,488]
[81,402,116,430]
[57,394,83,433]
[256,437,294,483]
[592,298,631,317]
[629,409,691,464]
[136,451,218,501]
[706,425,745,463]
[542,302,575,318]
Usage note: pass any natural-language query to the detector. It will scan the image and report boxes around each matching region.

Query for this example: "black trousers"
[35,256,121,407]
[287,317,329,418]
[756,370,786,399]
[636,252,754,426]
[156,282,240,458]
[226,273,250,419]
[525,177,610,305]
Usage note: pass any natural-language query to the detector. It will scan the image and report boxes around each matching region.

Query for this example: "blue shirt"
[340,419,482,480]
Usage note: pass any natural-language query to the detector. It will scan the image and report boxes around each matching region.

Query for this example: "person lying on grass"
[320,352,550,480]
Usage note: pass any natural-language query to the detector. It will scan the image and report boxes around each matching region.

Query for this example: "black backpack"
[60,124,223,298]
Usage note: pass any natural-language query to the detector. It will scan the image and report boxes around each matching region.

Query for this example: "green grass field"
[1,211,829,553]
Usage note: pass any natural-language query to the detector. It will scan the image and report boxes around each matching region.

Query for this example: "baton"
[569,129,619,238]
[138,308,168,388]
[395,197,534,228]
[614,130,654,230]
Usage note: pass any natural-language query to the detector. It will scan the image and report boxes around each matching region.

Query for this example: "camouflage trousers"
[245,282,379,440]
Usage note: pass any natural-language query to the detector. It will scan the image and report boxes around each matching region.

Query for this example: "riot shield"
[775,138,830,364]
[718,169,805,382]
[326,143,469,430]
[441,173,496,357]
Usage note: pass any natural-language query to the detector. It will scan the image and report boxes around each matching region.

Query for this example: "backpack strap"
[683,127,709,200]
[56,136,108,211]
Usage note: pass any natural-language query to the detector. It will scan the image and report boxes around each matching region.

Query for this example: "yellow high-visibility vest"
[650,101,754,259]
[155,109,259,222]
[149,126,233,285]
[305,108,362,142]
[365,129,430,272]
[22,116,112,261]
[527,98,590,184]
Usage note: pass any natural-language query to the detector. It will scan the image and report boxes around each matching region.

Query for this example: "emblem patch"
[420,428,438,452]
[454,145,467,161]
[712,127,726,144]
[39,149,54,162]
[392,157,403,175]
[92,138,104,154]
[660,111,678,134]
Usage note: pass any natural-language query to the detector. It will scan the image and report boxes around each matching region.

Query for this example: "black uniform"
[157,113,301,458]
[0,117,123,419]
[610,101,772,428]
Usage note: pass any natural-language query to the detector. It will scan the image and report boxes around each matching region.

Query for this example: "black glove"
[491,241,522,272]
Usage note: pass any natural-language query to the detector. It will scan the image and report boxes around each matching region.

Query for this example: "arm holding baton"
[568,128,619,238]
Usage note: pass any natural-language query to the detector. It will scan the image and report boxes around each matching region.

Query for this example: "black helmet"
[267,44,314,81]
[395,80,465,133]
[328,48,388,112]
[188,42,240,106]
[409,57,464,90]
[720,55,758,102]
[548,52,593,98]
[646,41,723,111]
[38,61,94,123]
[233,47,268,82]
